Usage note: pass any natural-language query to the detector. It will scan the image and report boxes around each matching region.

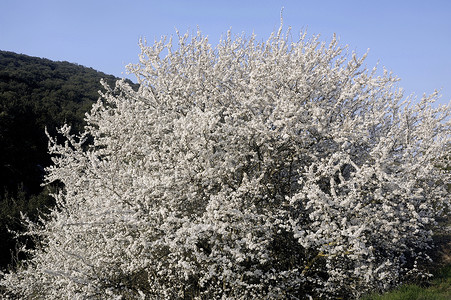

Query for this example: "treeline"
[0,50,137,269]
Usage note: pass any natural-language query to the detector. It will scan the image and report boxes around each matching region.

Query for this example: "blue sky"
[1,0,450,106]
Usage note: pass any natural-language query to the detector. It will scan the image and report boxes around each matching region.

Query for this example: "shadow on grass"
[362,218,451,300]
[361,265,450,299]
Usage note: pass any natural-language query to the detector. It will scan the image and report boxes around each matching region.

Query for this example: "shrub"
[1,24,449,299]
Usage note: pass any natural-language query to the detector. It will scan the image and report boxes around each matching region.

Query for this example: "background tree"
[0,25,449,299]
[0,50,137,269]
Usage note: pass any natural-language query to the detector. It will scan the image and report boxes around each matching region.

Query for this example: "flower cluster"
[1,25,449,299]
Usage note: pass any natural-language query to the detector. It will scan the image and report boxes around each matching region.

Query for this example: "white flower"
[1,19,449,300]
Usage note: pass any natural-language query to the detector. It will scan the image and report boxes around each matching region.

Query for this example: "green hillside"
[0,50,137,269]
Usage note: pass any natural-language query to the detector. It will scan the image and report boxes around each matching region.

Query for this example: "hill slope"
[0,50,136,269]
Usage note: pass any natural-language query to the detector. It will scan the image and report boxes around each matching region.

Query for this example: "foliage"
[0,50,136,269]
[0,25,449,299]
[0,50,131,196]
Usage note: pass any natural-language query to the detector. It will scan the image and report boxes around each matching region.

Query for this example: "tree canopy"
[0,27,450,299]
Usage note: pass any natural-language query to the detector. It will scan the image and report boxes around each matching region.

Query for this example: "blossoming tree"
[1,24,449,299]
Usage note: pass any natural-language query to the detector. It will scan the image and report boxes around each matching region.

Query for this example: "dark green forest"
[0,50,137,269]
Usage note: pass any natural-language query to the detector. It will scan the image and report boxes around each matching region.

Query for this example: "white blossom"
[0,23,449,299]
